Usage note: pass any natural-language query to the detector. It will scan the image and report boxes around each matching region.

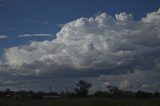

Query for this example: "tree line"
[0,80,160,99]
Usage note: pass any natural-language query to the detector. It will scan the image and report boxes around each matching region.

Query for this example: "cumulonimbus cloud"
[1,8,160,91]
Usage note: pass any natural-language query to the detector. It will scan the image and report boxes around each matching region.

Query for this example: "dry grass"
[0,98,160,106]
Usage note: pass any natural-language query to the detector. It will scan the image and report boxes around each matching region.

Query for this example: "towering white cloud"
[2,8,160,91]
[142,8,160,23]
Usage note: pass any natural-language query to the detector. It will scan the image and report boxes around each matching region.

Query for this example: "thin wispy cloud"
[25,20,50,25]
[0,35,7,39]
[57,24,65,28]
[0,28,16,32]
[0,0,4,7]
[18,34,53,38]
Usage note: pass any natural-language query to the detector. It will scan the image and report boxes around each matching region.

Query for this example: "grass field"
[0,98,160,106]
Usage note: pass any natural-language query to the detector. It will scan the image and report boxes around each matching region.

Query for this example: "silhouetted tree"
[107,86,123,98]
[154,91,160,98]
[94,91,111,97]
[74,80,92,97]
[135,90,154,98]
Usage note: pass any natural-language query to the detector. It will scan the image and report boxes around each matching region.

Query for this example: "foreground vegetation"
[0,97,160,106]
[0,80,159,106]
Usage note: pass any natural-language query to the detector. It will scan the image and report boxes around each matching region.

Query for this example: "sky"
[0,0,160,92]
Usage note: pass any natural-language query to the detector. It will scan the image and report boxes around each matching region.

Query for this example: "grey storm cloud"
[1,8,160,91]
